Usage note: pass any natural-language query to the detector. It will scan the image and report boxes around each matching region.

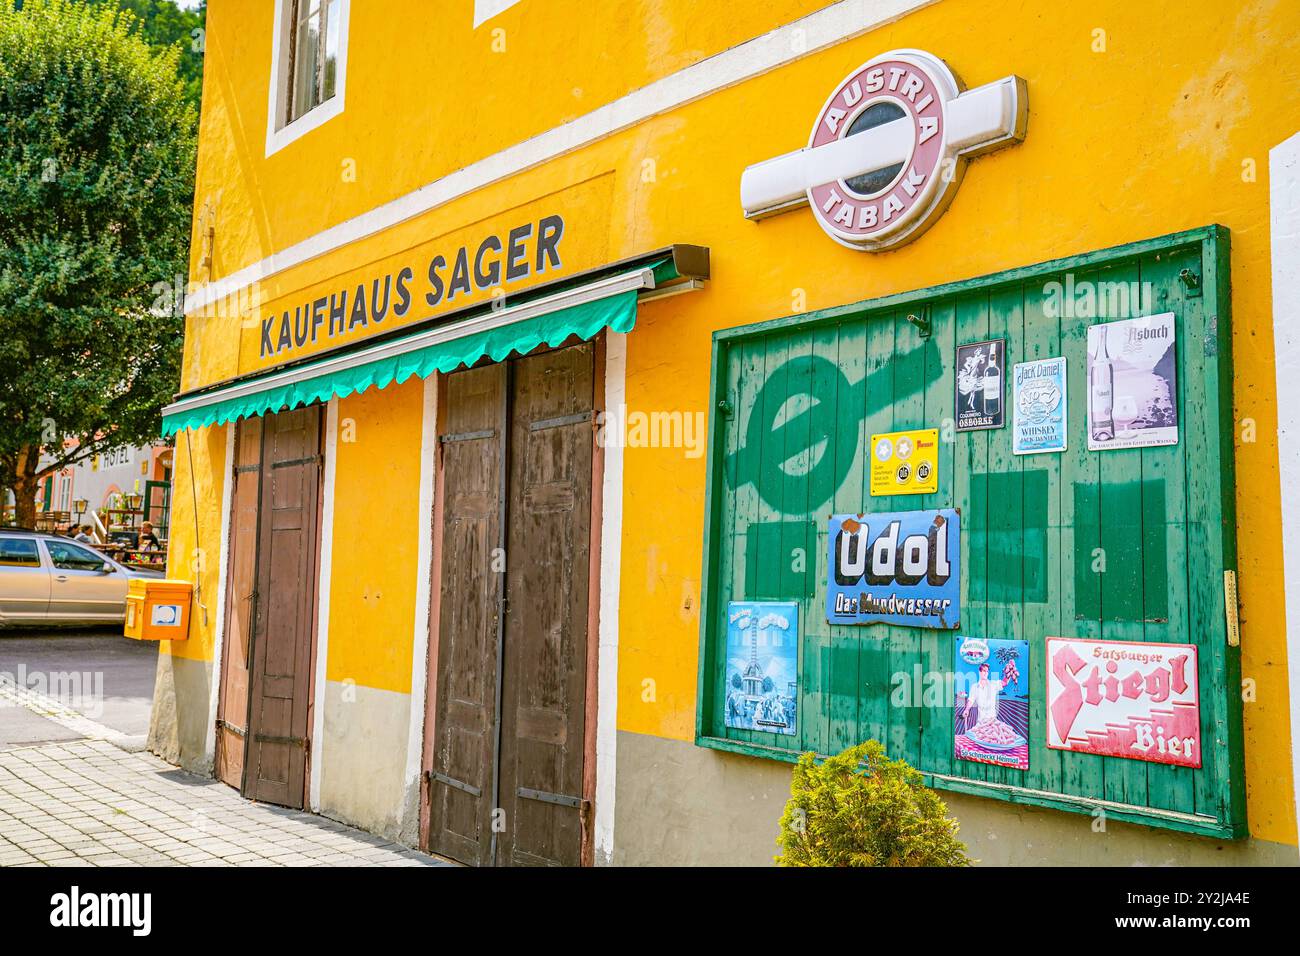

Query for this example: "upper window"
[287,0,341,125]
[266,0,351,156]
[0,538,40,568]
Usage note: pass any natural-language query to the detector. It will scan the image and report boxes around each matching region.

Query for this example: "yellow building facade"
[150,0,1300,865]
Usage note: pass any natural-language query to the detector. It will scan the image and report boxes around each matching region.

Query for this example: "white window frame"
[265,0,351,157]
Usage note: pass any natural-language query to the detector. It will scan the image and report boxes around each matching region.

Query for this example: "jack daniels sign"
[827,508,961,629]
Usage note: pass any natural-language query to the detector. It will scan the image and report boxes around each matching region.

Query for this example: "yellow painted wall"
[161,423,228,663]
[182,0,1300,847]
[325,376,426,693]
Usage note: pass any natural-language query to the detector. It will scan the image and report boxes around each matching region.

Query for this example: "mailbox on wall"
[695,225,1245,839]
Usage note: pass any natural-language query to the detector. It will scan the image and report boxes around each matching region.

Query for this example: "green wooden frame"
[695,225,1245,839]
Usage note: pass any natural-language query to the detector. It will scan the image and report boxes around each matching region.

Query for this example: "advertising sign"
[955,339,1005,431]
[827,509,960,628]
[954,637,1029,771]
[723,602,798,736]
[1046,637,1200,768]
[1086,312,1179,450]
[1012,356,1067,454]
[738,49,1028,251]
[869,428,939,496]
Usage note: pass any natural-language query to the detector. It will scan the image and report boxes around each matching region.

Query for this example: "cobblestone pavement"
[0,739,450,867]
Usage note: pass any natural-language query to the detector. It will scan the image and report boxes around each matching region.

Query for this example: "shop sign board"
[1012,356,1067,454]
[869,428,939,495]
[1086,312,1179,450]
[739,49,1028,250]
[1046,637,1201,768]
[723,602,798,736]
[827,508,960,628]
[955,339,1005,430]
[954,637,1029,770]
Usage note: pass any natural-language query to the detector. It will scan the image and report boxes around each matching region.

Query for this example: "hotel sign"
[740,49,1028,250]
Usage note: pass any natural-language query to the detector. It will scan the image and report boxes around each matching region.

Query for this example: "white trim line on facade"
[202,424,237,771]
[265,0,352,158]
[593,331,627,864]
[189,0,935,315]
[473,0,523,29]
[309,397,339,812]
[1269,129,1300,858]
[401,374,439,843]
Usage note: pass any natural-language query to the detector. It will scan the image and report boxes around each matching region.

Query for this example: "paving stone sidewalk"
[0,739,450,867]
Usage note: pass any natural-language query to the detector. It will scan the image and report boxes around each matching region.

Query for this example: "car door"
[42,539,128,622]
[0,536,52,623]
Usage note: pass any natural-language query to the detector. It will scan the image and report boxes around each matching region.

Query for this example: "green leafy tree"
[776,740,973,866]
[0,0,196,526]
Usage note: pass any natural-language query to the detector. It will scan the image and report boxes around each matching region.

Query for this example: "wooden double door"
[426,342,598,867]
[216,405,323,809]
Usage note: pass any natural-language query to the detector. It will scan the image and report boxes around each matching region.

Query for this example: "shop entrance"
[425,340,598,866]
[215,405,324,809]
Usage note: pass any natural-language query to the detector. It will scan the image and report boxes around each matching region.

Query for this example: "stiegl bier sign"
[1046,638,1201,768]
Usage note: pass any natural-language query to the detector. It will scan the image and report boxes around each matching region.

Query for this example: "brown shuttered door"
[497,343,594,867]
[428,364,506,866]
[243,405,323,809]
[215,417,263,789]
[426,341,596,867]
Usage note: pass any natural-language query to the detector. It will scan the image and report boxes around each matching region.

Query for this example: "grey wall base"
[611,730,1298,866]
[147,652,212,775]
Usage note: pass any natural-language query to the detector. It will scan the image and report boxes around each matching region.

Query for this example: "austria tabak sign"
[740,50,1028,250]
[1047,638,1201,768]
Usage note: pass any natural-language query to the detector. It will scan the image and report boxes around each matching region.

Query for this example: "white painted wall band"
[594,331,627,863]
[187,0,935,316]
[1269,130,1300,858]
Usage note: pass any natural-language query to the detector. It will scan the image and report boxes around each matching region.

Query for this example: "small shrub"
[775,740,972,867]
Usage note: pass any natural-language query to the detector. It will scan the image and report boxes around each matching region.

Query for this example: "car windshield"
[45,539,109,572]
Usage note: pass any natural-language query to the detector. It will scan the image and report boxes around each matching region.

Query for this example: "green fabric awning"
[162,261,667,437]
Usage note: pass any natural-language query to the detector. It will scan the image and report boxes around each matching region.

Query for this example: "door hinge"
[253,733,307,747]
[427,769,482,798]
[1224,570,1240,647]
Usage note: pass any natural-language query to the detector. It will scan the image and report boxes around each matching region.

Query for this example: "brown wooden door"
[497,343,595,867]
[215,417,262,789]
[426,343,595,867]
[242,405,323,809]
[427,365,506,866]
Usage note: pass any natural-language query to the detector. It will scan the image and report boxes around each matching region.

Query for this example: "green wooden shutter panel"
[696,225,1245,839]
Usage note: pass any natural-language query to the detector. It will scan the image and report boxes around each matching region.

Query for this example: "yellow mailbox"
[124,578,193,642]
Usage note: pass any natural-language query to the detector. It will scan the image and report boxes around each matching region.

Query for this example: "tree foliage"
[0,0,197,524]
[776,740,973,867]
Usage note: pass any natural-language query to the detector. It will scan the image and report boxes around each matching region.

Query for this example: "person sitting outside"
[139,522,162,552]
[73,524,94,544]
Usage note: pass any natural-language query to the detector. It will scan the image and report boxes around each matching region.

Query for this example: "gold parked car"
[0,530,164,627]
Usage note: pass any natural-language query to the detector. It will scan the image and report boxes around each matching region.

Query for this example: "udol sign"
[739,50,1027,250]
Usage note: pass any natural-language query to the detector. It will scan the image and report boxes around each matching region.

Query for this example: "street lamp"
[73,498,88,518]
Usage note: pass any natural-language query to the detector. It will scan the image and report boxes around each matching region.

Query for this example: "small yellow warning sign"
[869,428,939,496]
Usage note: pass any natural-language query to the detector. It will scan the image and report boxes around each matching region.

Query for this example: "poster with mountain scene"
[724,602,798,736]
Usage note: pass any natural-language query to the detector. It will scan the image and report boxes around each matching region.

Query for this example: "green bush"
[776,740,972,867]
